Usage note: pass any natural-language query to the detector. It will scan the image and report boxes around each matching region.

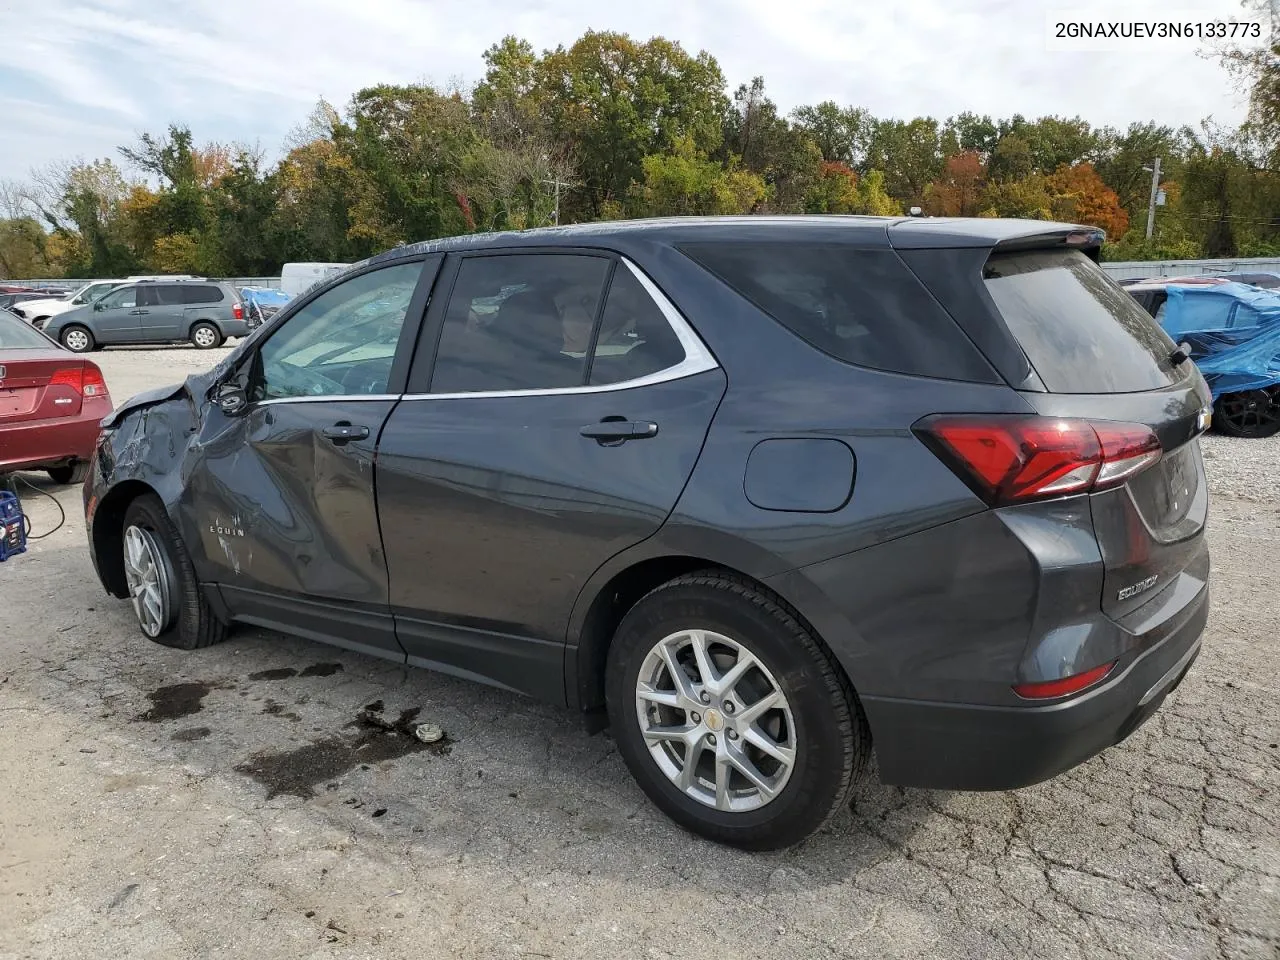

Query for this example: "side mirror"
[93,301,104,311]
[213,379,248,416]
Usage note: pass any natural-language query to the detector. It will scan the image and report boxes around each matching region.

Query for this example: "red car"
[0,308,112,483]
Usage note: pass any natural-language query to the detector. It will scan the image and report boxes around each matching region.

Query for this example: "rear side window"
[428,254,610,393]
[983,251,1178,393]
[679,242,991,380]
[148,285,186,306]
[182,284,224,304]
[588,266,687,386]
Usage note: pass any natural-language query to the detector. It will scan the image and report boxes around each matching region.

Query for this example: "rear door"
[977,248,1211,620]
[138,284,186,340]
[375,250,725,700]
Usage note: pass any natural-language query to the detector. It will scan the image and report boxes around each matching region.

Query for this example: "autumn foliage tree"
[1045,162,1130,239]
[924,151,986,216]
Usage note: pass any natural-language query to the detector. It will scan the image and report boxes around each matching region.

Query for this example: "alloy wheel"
[1218,389,1280,437]
[634,629,797,812]
[122,525,174,638]
[64,329,89,351]
[193,327,217,348]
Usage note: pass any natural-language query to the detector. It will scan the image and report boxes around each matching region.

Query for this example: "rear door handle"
[322,422,370,444]
[129,309,149,315]
[580,420,659,443]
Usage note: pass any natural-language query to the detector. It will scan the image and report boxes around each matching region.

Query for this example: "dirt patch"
[248,668,297,681]
[262,700,302,722]
[135,682,215,722]
[171,726,211,742]
[299,663,344,678]
[233,706,450,800]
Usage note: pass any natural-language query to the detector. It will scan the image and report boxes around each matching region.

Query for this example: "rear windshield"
[680,242,993,381]
[983,250,1179,393]
[0,311,53,348]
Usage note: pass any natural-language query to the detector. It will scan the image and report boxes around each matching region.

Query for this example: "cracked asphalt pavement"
[1,347,1277,959]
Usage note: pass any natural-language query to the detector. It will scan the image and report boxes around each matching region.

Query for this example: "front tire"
[605,571,869,850]
[47,462,89,485]
[60,325,94,353]
[121,495,226,650]
[190,322,223,349]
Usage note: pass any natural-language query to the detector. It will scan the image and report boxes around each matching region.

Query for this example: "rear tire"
[605,571,869,850]
[60,325,94,353]
[190,322,223,349]
[1213,389,1280,438]
[47,462,89,485]
[121,495,226,650]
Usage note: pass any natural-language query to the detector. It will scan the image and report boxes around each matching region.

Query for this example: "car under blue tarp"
[1160,282,1280,399]
[239,287,291,308]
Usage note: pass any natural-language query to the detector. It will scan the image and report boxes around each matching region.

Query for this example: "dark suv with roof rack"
[84,216,1210,849]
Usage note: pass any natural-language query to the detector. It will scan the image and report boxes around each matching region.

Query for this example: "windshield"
[0,310,55,348]
[984,250,1180,394]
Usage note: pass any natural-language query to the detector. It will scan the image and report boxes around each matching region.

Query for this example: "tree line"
[0,15,1276,280]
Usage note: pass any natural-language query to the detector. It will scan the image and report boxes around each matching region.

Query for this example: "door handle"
[580,420,659,444]
[129,309,149,315]
[322,422,370,444]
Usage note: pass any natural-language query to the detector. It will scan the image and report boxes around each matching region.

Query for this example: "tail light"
[232,302,244,320]
[82,363,107,397]
[1014,661,1116,700]
[915,416,1162,507]
[47,364,108,398]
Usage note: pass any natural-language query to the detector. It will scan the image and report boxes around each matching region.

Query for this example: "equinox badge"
[1118,574,1159,602]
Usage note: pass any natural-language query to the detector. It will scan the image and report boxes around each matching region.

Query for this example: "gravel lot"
[2,346,1277,960]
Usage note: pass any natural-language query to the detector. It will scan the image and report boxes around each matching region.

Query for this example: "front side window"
[98,287,137,309]
[252,261,422,401]
[429,254,610,393]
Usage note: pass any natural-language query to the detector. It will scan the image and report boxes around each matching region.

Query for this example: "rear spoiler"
[992,227,1106,262]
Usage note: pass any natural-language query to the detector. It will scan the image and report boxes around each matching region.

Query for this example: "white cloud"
[0,0,1256,179]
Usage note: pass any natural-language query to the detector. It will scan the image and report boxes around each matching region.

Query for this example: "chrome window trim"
[404,256,718,401]
[258,394,401,406]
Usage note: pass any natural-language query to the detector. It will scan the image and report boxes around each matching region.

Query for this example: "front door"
[179,257,439,661]
[376,252,726,700]
[90,285,144,343]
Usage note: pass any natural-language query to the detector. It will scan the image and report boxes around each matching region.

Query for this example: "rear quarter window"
[983,250,1179,393]
[182,285,224,304]
[678,242,994,381]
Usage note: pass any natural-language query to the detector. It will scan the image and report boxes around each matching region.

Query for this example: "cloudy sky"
[0,0,1264,181]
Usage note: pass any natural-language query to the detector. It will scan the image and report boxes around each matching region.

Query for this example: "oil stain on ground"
[234,705,451,800]
[135,682,215,722]
[300,663,344,678]
[248,668,297,681]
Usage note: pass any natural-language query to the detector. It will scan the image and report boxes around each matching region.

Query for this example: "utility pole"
[1144,157,1161,241]
[542,178,570,226]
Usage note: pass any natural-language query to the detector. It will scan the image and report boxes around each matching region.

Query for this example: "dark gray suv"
[44,280,247,352]
[83,217,1210,849]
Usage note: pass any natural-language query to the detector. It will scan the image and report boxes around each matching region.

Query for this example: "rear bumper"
[0,407,106,473]
[862,581,1208,790]
[221,320,249,337]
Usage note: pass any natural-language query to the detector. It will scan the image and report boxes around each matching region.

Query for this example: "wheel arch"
[567,549,868,723]
[92,479,162,598]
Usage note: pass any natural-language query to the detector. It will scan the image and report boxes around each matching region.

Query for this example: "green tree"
[721,77,822,212]
[987,134,1035,182]
[863,117,943,205]
[630,135,765,216]
[791,101,872,165]
[537,31,729,217]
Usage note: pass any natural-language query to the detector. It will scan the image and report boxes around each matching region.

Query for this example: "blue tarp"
[240,287,291,308]
[1159,282,1280,399]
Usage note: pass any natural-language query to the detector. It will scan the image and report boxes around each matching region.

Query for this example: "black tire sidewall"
[606,580,855,848]
[1214,392,1280,438]
[121,495,213,649]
